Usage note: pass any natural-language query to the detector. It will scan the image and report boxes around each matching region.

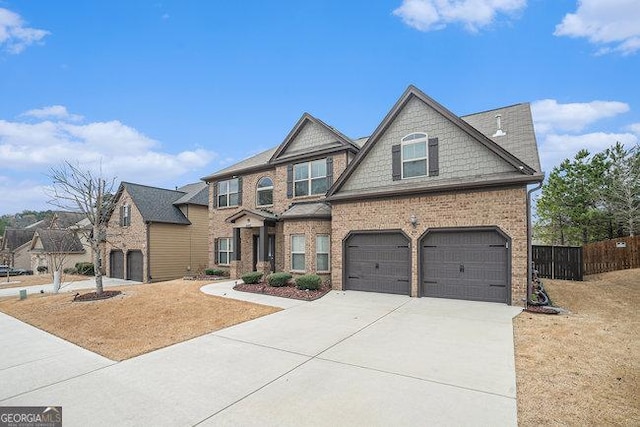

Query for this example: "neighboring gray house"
[204,85,543,306]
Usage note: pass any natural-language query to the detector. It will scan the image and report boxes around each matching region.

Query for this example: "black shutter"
[214,238,219,265]
[287,164,293,198]
[326,157,334,187]
[212,182,218,208]
[237,177,243,206]
[392,144,401,181]
[428,138,439,176]
[233,228,241,261]
[119,205,124,226]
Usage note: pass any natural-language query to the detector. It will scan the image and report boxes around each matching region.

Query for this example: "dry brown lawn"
[0,273,88,289]
[0,279,280,361]
[515,268,640,426]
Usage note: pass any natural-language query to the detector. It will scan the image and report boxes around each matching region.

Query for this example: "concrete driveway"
[0,285,521,426]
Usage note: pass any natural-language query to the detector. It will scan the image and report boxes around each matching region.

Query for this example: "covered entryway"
[126,250,143,282]
[344,231,411,295]
[109,250,124,279]
[421,228,509,303]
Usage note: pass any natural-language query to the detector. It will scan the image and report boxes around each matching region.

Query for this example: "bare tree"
[46,162,117,295]
[604,143,640,237]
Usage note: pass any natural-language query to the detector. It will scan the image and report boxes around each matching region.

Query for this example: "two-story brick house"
[204,85,544,305]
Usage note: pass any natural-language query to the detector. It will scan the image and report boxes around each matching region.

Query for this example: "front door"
[253,234,276,272]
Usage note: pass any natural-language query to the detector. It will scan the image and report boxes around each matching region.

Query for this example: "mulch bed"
[234,282,331,301]
[73,290,122,302]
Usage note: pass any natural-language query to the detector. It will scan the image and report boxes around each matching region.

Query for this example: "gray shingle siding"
[277,121,343,160]
[341,96,516,193]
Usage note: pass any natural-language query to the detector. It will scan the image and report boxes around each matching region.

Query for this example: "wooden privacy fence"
[583,235,640,275]
[532,245,583,281]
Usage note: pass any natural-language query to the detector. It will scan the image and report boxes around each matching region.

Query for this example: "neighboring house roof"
[49,211,87,229]
[1,229,35,251]
[174,182,209,206]
[31,229,85,254]
[118,182,192,225]
[327,85,543,200]
[280,202,331,219]
[202,147,278,182]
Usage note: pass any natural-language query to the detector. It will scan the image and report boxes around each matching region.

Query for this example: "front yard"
[0,279,280,361]
[514,268,640,426]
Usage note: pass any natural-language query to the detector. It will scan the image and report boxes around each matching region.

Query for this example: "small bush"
[241,271,263,284]
[267,272,292,287]
[205,268,227,276]
[75,262,95,276]
[296,274,322,290]
[37,266,48,273]
[63,267,78,274]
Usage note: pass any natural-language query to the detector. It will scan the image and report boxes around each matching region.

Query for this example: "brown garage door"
[110,250,124,279]
[344,232,411,295]
[421,229,509,303]
[126,250,143,282]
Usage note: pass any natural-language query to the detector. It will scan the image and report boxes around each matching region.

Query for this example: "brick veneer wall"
[330,186,528,306]
[282,219,331,279]
[104,188,148,281]
[208,152,349,278]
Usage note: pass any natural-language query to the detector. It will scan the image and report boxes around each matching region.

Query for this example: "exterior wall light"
[410,214,419,228]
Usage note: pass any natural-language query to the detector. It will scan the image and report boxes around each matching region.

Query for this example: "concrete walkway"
[0,277,140,298]
[0,282,522,426]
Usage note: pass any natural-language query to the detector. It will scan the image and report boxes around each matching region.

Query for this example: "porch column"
[232,228,241,261]
[257,224,271,275]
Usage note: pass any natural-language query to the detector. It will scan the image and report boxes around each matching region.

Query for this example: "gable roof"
[269,113,359,164]
[202,113,358,182]
[1,229,35,251]
[116,182,192,225]
[327,85,542,198]
[174,182,209,206]
[32,229,85,254]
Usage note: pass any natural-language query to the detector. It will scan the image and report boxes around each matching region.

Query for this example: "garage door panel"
[109,250,124,279]
[421,230,508,303]
[345,233,410,295]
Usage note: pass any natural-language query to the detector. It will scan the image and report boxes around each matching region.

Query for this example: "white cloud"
[627,123,640,134]
[539,132,638,172]
[531,99,629,134]
[22,105,83,122]
[0,7,50,54]
[0,108,217,191]
[393,0,526,32]
[554,0,640,55]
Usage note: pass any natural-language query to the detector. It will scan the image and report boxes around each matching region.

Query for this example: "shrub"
[241,271,263,284]
[37,266,48,273]
[267,272,292,287]
[63,267,78,274]
[296,274,322,290]
[75,262,95,276]
[205,268,227,276]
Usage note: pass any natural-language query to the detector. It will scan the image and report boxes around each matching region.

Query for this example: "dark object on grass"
[73,290,121,302]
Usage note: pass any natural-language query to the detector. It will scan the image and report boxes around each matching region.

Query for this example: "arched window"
[256,177,274,207]
[401,133,428,178]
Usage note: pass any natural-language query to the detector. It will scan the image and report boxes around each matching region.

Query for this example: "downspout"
[146,221,151,282]
[527,182,543,306]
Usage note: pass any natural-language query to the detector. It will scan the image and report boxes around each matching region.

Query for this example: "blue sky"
[1,0,639,215]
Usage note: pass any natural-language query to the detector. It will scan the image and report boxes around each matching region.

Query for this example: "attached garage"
[421,228,510,303]
[109,250,124,279]
[344,232,411,295]
[126,250,144,282]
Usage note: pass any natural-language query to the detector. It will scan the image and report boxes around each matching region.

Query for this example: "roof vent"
[493,114,506,137]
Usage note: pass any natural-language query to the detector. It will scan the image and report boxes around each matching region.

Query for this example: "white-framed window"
[401,133,428,179]
[256,177,273,207]
[218,238,233,265]
[121,204,131,227]
[316,235,330,272]
[218,179,239,208]
[294,159,327,197]
[291,235,306,271]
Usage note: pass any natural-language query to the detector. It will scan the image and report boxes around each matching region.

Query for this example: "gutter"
[526,181,543,306]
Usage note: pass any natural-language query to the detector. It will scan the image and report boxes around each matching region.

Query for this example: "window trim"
[122,204,131,227]
[401,133,428,179]
[315,234,330,273]
[218,178,239,208]
[256,176,274,208]
[217,237,233,266]
[293,159,328,197]
[290,234,306,272]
